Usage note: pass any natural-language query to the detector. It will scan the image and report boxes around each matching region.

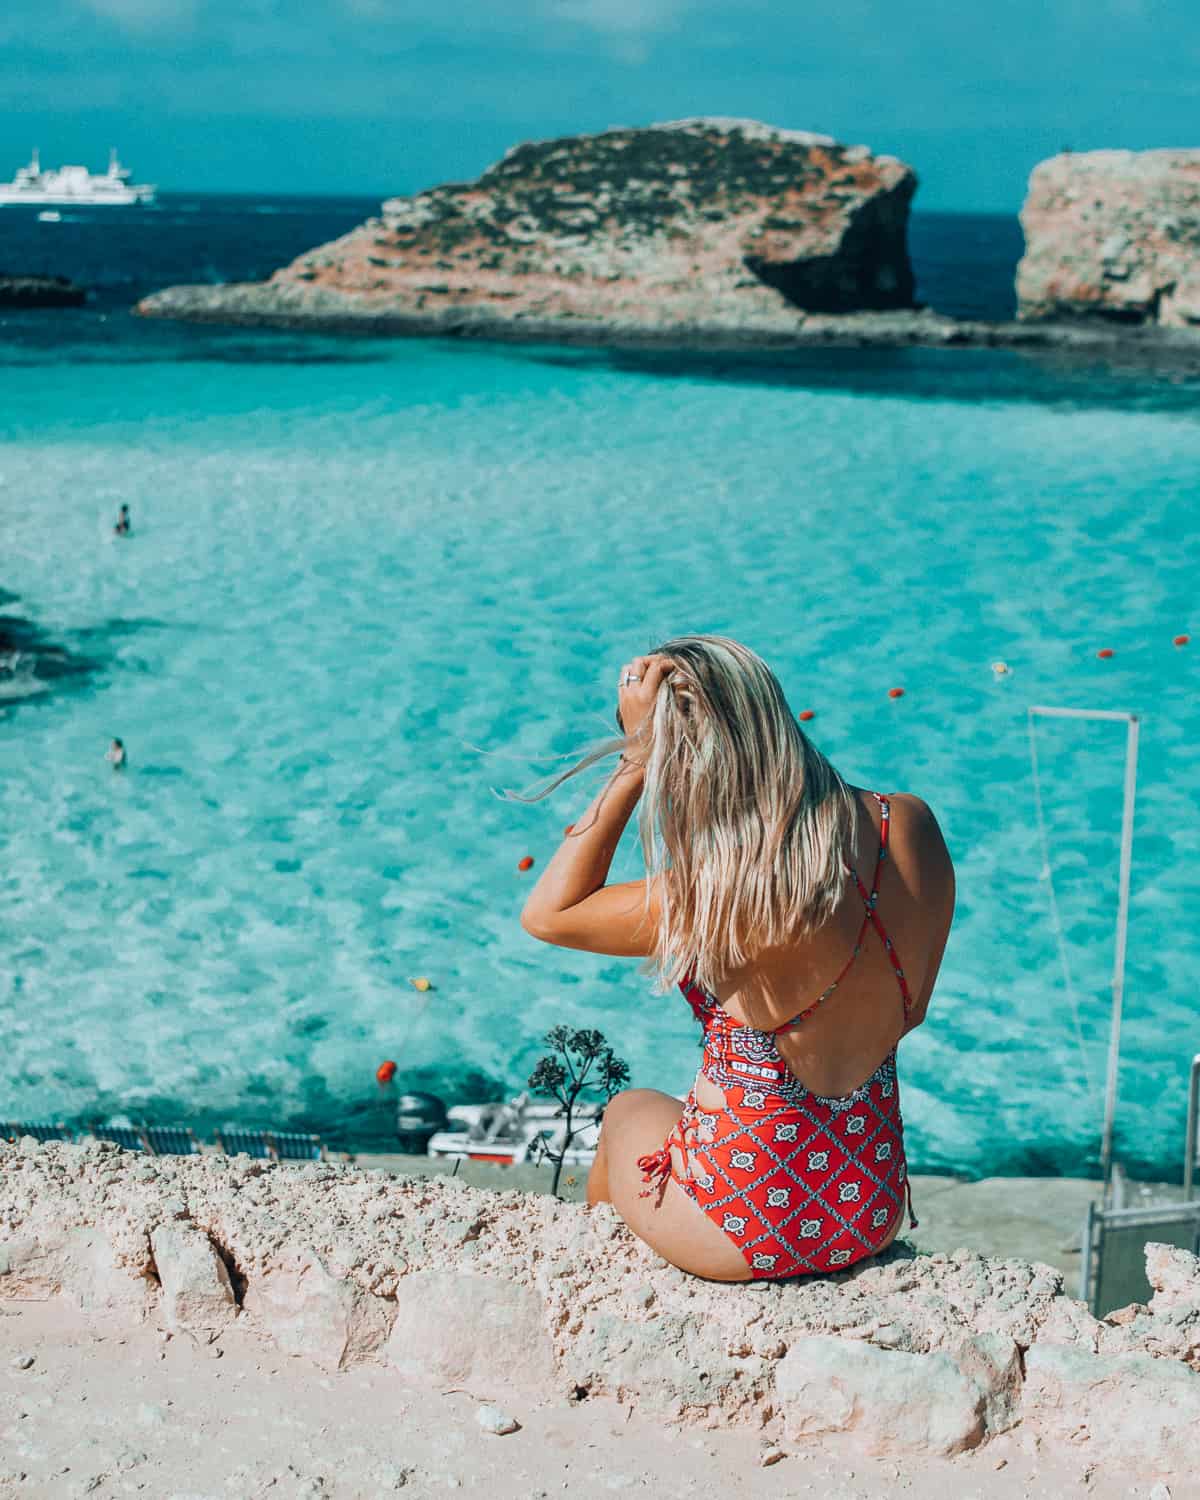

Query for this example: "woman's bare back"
[695,787,955,1103]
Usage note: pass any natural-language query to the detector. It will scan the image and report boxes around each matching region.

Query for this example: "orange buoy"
[1174,634,1190,647]
[798,710,815,722]
[1097,648,1114,659]
[518,855,534,872]
[376,1059,397,1085]
[409,976,432,993]
[888,687,905,699]
[564,824,574,835]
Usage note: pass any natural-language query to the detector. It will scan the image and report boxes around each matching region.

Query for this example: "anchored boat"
[397,1090,601,1167]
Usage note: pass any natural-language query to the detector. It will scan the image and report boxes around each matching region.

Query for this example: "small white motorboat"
[425,1091,602,1167]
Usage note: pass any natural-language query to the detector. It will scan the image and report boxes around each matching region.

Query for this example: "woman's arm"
[520,759,661,956]
[519,654,671,958]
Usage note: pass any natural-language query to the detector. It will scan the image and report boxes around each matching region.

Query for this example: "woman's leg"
[587,1088,752,1282]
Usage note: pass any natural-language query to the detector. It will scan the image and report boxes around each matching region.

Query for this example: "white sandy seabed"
[1,1140,1198,1499]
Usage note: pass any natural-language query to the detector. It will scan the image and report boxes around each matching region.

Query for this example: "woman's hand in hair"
[617,654,675,749]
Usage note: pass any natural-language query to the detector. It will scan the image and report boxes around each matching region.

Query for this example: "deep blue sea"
[1,197,1197,1176]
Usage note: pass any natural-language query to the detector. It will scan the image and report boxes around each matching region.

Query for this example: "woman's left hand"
[617,655,674,746]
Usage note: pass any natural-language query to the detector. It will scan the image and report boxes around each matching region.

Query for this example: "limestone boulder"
[243,1250,392,1371]
[775,1332,1021,1456]
[566,1307,758,1416]
[150,1224,236,1335]
[0,1230,152,1317]
[1145,1242,1200,1315]
[1018,150,1200,326]
[1022,1343,1200,1473]
[385,1272,554,1394]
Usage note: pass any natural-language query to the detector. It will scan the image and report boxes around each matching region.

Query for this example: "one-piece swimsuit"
[637,793,917,1278]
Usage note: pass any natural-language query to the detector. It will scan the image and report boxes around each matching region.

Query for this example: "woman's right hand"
[616,655,674,750]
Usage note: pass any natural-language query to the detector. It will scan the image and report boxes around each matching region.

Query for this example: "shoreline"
[133,286,1200,370]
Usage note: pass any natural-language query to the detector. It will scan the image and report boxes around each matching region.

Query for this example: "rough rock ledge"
[3,1140,1199,1473]
[1018,149,1200,325]
[138,118,916,340]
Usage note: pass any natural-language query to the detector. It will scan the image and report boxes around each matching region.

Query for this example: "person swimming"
[113,505,131,537]
[105,737,126,769]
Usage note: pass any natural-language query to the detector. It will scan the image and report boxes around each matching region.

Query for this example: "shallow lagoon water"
[2,320,1197,1176]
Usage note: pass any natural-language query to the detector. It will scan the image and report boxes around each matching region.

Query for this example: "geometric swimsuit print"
[640,791,916,1279]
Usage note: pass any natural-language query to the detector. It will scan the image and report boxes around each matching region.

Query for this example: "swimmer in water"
[114,504,131,537]
[105,737,126,769]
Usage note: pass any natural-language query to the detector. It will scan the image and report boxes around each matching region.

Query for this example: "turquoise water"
[2,332,1197,1176]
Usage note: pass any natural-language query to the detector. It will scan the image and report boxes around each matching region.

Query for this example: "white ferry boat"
[0,150,156,207]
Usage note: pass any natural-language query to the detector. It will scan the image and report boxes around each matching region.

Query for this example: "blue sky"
[4,0,1199,211]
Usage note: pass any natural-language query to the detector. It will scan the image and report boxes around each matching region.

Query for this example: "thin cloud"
[546,0,687,35]
[82,0,196,29]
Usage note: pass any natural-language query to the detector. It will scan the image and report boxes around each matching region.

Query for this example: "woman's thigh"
[596,1088,752,1283]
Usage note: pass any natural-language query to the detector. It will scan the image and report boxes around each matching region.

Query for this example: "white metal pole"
[1100,714,1139,1187]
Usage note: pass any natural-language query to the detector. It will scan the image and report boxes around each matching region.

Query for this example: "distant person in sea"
[105,737,126,770]
[517,636,955,1283]
[113,504,131,537]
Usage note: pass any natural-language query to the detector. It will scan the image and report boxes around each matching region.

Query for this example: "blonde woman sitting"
[520,636,954,1282]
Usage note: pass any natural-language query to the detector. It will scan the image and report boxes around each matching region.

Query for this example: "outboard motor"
[395,1091,448,1154]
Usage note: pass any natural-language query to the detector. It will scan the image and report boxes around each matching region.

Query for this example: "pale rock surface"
[3,1141,1200,1474]
[1018,150,1200,326]
[775,1332,1020,1456]
[243,1248,392,1370]
[149,1222,235,1335]
[1022,1343,1200,1475]
[386,1270,553,1391]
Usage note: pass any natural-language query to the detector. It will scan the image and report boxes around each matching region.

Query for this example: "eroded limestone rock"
[775,1332,1019,1456]
[385,1271,552,1392]
[1018,150,1200,326]
[149,1224,235,1336]
[2,1140,1198,1473]
[243,1249,392,1370]
[1023,1343,1200,1474]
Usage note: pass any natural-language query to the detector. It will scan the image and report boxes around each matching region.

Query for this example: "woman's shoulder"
[878,791,955,889]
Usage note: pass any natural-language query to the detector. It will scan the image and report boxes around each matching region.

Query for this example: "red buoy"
[798,710,815,722]
[1097,648,1114,659]
[888,687,905,699]
[518,855,534,872]
[376,1059,397,1085]
[1174,634,1190,647]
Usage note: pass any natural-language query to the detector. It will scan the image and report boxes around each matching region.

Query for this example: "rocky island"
[0,272,86,309]
[137,125,1200,369]
[1018,149,1200,325]
[139,118,922,342]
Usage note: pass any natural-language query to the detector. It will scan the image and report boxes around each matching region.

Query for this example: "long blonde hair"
[638,636,857,994]
[517,635,858,994]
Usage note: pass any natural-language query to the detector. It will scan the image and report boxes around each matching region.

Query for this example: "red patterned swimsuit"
[638,793,917,1279]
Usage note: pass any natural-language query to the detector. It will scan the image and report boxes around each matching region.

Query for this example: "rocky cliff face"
[139,119,916,339]
[1018,150,1200,326]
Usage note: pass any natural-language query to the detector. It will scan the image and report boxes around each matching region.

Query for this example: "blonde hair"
[638,636,857,994]
[516,635,858,995]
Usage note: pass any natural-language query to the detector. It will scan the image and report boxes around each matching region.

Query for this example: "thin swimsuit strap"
[772,793,912,1035]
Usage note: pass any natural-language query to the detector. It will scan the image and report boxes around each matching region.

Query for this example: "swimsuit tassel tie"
[905,1178,919,1230]
[637,1146,672,1200]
